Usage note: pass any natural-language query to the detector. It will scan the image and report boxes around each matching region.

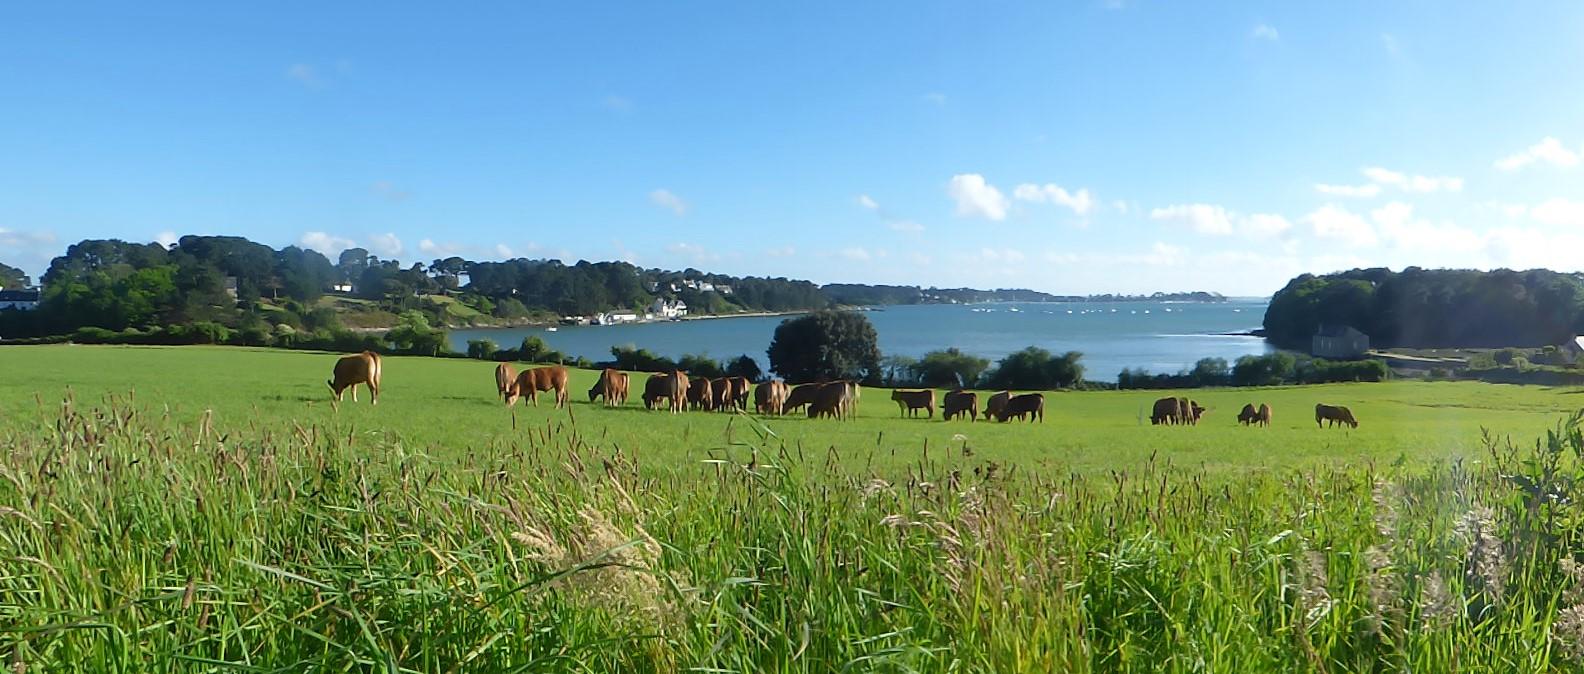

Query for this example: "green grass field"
[0,345,1576,474]
[6,345,1584,671]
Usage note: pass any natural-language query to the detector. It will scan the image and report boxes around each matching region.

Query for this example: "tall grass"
[2,390,1582,672]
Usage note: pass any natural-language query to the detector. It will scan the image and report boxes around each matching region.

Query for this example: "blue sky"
[2,2,1582,295]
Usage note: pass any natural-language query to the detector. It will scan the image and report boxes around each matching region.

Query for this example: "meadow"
[4,345,1584,671]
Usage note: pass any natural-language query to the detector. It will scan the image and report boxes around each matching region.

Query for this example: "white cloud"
[649,189,688,216]
[764,246,796,258]
[494,243,515,259]
[285,63,323,88]
[887,220,925,233]
[298,231,356,256]
[922,92,947,106]
[1315,183,1382,198]
[1242,213,1293,237]
[371,181,411,201]
[1531,198,1584,227]
[1362,166,1462,193]
[417,239,466,257]
[665,242,718,264]
[857,194,879,210]
[155,231,178,247]
[1252,24,1279,41]
[947,174,1009,221]
[0,227,59,275]
[838,247,872,262]
[1371,202,1484,253]
[1013,183,1096,216]
[974,247,1027,264]
[1381,33,1400,56]
[1150,203,1234,235]
[1112,200,1131,215]
[366,232,403,258]
[1305,204,1378,247]
[1494,137,1580,172]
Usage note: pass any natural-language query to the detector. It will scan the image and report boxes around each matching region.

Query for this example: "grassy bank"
[4,346,1584,670]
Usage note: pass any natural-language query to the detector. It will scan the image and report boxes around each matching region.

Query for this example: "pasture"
[5,345,1584,671]
[0,345,1574,474]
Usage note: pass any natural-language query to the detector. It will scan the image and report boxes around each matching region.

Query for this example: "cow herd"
[325,353,1362,430]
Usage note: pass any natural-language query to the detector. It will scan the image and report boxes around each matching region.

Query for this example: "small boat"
[546,327,558,332]
[1066,310,1073,314]
[1008,307,1022,313]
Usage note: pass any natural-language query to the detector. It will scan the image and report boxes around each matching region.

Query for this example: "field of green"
[6,345,1584,671]
[0,345,1576,474]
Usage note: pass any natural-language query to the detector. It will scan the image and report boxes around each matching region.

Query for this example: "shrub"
[982,347,1084,390]
[467,339,499,360]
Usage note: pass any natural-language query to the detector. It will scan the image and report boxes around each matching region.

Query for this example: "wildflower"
[1417,571,1456,629]
[1362,545,1402,635]
[1455,506,1507,606]
[1371,479,1399,539]
[861,478,892,499]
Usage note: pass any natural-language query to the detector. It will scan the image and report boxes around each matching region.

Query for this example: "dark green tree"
[0,262,30,289]
[724,355,764,382]
[766,310,882,384]
[983,347,1085,390]
[914,348,991,388]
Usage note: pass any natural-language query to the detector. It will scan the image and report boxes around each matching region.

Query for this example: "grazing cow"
[728,376,752,410]
[589,368,629,406]
[1150,397,1181,425]
[996,393,1044,422]
[1237,403,1259,426]
[1315,403,1359,428]
[891,389,936,418]
[667,371,689,413]
[783,383,824,415]
[943,390,978,422]
[495,363,517,402]
[1176,397,1193,426]
[642,373,673,410]
[754,380,789,415]
[508,366,570,408]
[1187,400,1206,425]
[328,351,382,404]
[688,377,714,412]
[984,391,1012,421]
[708,378,730,411]
[807,381,852,419]
[1257,403,1273,427]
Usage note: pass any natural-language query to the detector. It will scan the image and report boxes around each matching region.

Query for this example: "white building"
[649,297,688,318]
[0,289,40,311]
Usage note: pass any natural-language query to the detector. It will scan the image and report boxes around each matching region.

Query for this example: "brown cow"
[667,371,689,413]
[782,383,824,415]
[727,376,752,411]
[984,391,1012,421]
[807,381,852,419]
[943,390,977,422]
[589,368,629,406]
[1257,403,1273,427]
[1315,403,1358,428]
[642,373,673,410]
[1237,403,1259,426]
[1150,397,1180,425]
[1187,400,1206,425]
[754,379,789,415]
[508,366,569,408]
[709,378,733,411]
[495,363,517,402]
[328,351,382,404]
[688,376,714,412]
[996,393,1044,422]
[891,389,936,418]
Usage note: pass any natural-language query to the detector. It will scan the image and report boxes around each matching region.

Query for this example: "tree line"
[1264,267,1584,349]
[0,235,834,341]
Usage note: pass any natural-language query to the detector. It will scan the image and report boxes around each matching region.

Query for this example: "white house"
[1561,336,1584,363]
[0,289,40,311]
[649,297,688,318]
[330,282,354,294]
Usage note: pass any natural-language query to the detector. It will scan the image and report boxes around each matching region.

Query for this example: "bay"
[448,299,1273,382]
